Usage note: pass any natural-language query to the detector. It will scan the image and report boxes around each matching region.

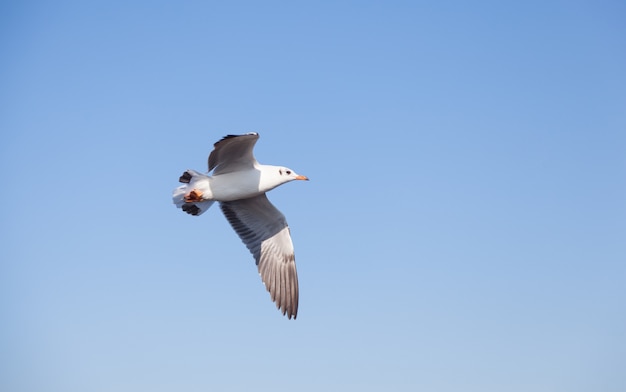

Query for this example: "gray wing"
[220,194,299,319]
[208,133,260,175]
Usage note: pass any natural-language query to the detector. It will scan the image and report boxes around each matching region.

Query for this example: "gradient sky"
[1,1,625,391]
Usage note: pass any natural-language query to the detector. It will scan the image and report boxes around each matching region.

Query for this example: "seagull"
[172,133,308,319]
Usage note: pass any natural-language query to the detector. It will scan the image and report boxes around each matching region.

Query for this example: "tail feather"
[172,170,214,216]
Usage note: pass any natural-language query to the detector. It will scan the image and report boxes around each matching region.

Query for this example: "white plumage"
[172,133,308,319]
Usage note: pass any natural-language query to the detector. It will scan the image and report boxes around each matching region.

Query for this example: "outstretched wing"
[220,194,299,319]
[208,133,260,175]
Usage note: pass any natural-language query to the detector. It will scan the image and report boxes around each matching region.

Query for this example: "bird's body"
[177,165,296,202]
[172,133,307,319]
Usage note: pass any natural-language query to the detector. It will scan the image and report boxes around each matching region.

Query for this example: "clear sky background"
[1,1,625,391]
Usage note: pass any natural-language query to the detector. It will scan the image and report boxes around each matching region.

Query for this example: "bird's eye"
[286,170,292,175]
[279,169,283,175]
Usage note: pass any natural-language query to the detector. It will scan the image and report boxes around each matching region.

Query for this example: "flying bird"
[172,133,308,319]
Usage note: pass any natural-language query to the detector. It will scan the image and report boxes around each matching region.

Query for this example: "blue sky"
[1,1,625,391]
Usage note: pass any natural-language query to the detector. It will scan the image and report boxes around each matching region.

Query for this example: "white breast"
[208,170,264,201]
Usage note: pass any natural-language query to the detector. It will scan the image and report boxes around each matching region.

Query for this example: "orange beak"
[295,175,309,181]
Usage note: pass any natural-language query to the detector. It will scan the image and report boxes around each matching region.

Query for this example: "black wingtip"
[214,132,259,147]
[179,171,192,183]
[182,204,201,216]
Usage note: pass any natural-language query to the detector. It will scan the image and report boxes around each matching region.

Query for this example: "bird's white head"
[277,166,309,182]
[259,165,308,192]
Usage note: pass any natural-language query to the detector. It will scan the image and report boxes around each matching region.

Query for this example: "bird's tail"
[172,170,215,216]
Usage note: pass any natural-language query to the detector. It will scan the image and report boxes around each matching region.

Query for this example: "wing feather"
[208,133,259,175]
[220,194,299,319]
